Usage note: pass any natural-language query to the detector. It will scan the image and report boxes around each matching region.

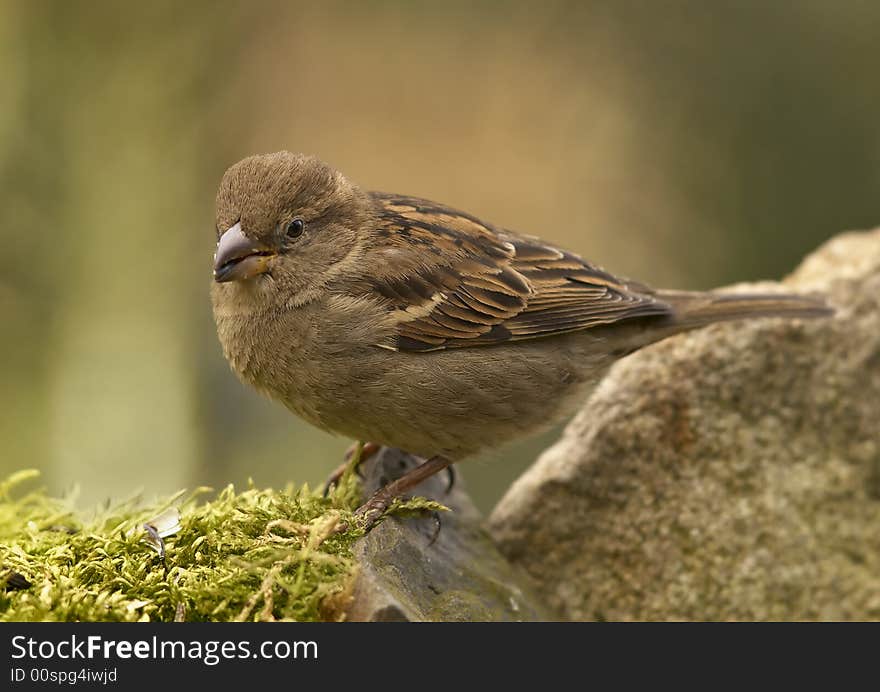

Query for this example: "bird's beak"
[213,222,275,283]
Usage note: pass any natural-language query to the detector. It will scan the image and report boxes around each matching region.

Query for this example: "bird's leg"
[345,440,381,466]
[353,454,454,532]
[323,441,380,497]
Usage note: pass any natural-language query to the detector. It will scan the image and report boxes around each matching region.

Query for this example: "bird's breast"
[212,289,391,433]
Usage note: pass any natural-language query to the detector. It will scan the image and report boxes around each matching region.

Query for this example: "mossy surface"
[0,469,369,622]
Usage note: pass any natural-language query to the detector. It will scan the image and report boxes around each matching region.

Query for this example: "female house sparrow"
[211,152,831,529]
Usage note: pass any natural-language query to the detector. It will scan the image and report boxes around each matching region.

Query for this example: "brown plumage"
[365,194,672,351]
[210,151,832,529]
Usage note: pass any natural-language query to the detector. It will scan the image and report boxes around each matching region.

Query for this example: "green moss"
[0,469,369,622]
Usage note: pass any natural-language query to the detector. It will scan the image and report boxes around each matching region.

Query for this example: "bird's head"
[212,151,371,304]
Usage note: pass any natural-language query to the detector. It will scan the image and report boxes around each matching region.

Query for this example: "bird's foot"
[322,441,380,497]
[352,491,392,533]
[350,493,445,542]
[335,454,454,536]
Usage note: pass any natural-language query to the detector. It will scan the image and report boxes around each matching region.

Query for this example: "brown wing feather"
[365,193,671,352]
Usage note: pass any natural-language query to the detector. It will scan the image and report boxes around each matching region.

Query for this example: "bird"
[210,151,832,530]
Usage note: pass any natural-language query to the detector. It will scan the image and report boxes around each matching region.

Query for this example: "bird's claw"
[330,498,388,536]
[334,500,441,545]
[352,495,390,533]
[427,511,442,546]
[330,454,454,540]
[444,466,455,494]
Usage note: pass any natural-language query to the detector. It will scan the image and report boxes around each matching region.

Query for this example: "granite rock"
[489,229,880,621]
[345,447,556,621]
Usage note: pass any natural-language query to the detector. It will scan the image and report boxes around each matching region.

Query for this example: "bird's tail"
[658,290,833,331]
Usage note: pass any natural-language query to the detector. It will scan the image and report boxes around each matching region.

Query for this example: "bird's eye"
[285,218,304,238]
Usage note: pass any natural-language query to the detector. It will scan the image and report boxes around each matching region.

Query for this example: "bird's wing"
[363,193,672,352]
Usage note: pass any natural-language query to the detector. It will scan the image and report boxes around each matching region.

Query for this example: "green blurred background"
[2,1,879,513]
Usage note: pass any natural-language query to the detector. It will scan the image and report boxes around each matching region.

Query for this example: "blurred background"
[2,1,879,513]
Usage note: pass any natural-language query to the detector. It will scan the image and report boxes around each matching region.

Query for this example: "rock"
[345,447,556,621]
[488,228,880,621]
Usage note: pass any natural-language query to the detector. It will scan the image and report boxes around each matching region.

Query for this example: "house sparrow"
[211,152,831,529]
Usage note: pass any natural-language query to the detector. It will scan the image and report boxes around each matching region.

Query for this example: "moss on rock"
[0,469,366,622]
